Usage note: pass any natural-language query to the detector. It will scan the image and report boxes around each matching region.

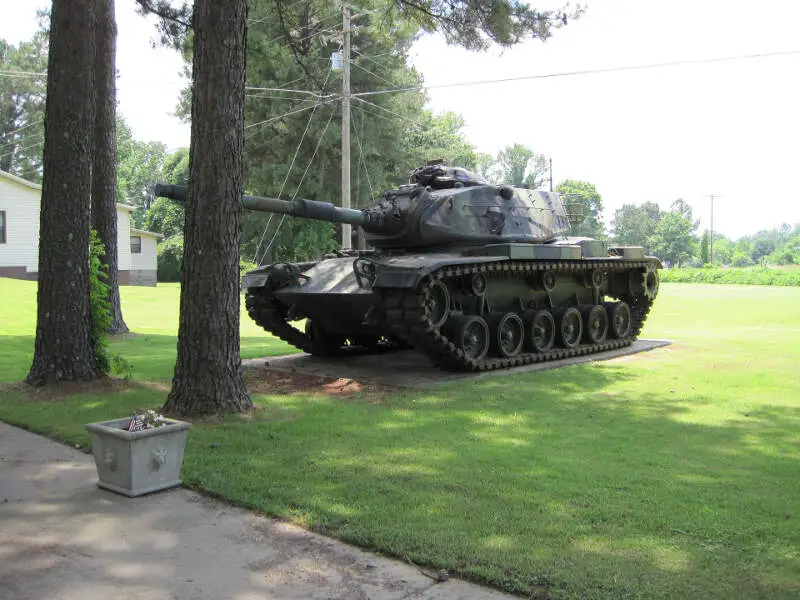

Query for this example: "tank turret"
[154,163,571,250]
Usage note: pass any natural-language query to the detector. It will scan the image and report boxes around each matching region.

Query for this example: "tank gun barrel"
[154,183,371,228]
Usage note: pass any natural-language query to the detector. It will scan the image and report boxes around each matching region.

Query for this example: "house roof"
[130,227,164,239]
[0,169,42,190]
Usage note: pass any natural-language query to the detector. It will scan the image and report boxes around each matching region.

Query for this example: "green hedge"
[660,267,800,286]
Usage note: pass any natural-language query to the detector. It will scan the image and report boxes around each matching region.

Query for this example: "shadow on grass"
[182,365,800,600]
[0,332,296,384]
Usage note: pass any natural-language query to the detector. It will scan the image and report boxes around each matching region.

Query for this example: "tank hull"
[244,247,661,371]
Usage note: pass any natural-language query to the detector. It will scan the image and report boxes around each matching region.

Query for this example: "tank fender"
[242,261,317,290]
[371,255,506,289]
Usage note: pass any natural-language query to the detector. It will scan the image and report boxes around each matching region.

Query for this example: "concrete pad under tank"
[242,339,672,389]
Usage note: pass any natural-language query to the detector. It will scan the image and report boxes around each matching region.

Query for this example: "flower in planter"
[125,410,168,432]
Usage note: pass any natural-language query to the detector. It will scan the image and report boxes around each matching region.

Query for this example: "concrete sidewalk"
[0,422,516,600]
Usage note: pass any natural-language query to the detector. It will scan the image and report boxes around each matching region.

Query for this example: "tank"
[155,163,661,372]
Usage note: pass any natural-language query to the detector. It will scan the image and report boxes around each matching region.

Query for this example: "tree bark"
[164,0,251,416]
[92,0,129,334]
[26,0,100,385]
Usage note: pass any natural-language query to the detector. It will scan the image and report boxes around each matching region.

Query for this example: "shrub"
[660,267,800,286]
[731,252,754,267]
[89,230,111,375]
[157,235,184,282]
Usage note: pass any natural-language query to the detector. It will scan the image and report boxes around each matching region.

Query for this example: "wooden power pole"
[341,3,351,249]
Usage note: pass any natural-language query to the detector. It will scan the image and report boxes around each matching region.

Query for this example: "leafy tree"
[474,151,498,182]
[648,202,698,267]
[164,0,252,416]
[145,197,185,239]
[710,233,732,265]
[700,230,710,265]
[495,143,547,188]
[27,0,101,385]
[116,118,169,226]
[0,26,48,181]
[555,179,604,238]
[404,111,477,171]
[611,201,662,252]
[136,0,577,51]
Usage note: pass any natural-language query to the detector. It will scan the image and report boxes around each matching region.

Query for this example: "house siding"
[117,207,132,271]
[127,231,159,286]
[0,177,41,273]
[0,170,159,286]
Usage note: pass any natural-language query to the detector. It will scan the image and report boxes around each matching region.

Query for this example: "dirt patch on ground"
[244,367,398,401]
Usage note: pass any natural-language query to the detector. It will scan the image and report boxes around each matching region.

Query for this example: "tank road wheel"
[581,305,608,344]
[450,315,490,362]
[489,312,525,358]
[305,320,346,357]
[605,301,632,339]
[523,309,555,352]
[628,267,660,299]
[643,267,660,299]
[424,279,451,328]
[554,307,583,349]
[541,271,557,292]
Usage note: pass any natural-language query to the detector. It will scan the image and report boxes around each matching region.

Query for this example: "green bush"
[240,258,258,280]
[731,252,754,267]
[660,267,800,286]
[157,235,184,282]
[89,230,111,375]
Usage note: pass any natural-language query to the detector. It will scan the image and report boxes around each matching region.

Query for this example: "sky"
[2,0,799,239]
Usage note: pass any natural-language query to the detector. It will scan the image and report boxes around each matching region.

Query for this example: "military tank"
[155,163,661,372]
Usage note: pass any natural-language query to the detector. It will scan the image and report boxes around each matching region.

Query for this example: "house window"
[131,235,141,254]
[0,211,5,244]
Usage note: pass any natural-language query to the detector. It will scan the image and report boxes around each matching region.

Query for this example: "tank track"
[245,292,319,354]
[245,290,405,357]
[381,259,656,372]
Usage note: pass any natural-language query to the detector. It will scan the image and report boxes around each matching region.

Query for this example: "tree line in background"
[611,200,800,268]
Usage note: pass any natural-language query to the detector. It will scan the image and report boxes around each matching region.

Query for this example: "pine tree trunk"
[164,0,251,416]
[26,0,100,386]
[92,0,128,334]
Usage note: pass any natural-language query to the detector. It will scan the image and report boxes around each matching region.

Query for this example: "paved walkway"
[0,422,516,600]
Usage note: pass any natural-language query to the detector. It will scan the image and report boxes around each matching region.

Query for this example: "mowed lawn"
[0,278,798,599]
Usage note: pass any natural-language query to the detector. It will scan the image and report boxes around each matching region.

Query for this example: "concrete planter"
[85,417,191,497]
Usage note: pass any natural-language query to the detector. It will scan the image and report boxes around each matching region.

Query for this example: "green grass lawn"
[1,278,798,599]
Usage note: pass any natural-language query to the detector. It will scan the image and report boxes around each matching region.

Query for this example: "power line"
[244,85,335,99]
[350,61,398,88]
[0,118,44,138]
[251,57,338,263]
[351,49,800,98]
[0,136,45,163]
[244,98,337,133]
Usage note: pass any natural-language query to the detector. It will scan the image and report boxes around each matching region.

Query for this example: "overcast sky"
[2,0,799,239]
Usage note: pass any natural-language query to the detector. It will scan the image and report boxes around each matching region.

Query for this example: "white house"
[0,169,162,286]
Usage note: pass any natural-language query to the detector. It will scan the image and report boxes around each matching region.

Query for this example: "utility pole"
[549,157,553,192]
[341,3,351,249]
[706,194,721,264]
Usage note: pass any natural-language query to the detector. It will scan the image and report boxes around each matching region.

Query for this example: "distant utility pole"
[549,157,553,192]
[341,3,351,249]
[706,194,721,263]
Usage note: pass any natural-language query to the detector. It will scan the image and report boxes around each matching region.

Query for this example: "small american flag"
[127,415,145,432]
